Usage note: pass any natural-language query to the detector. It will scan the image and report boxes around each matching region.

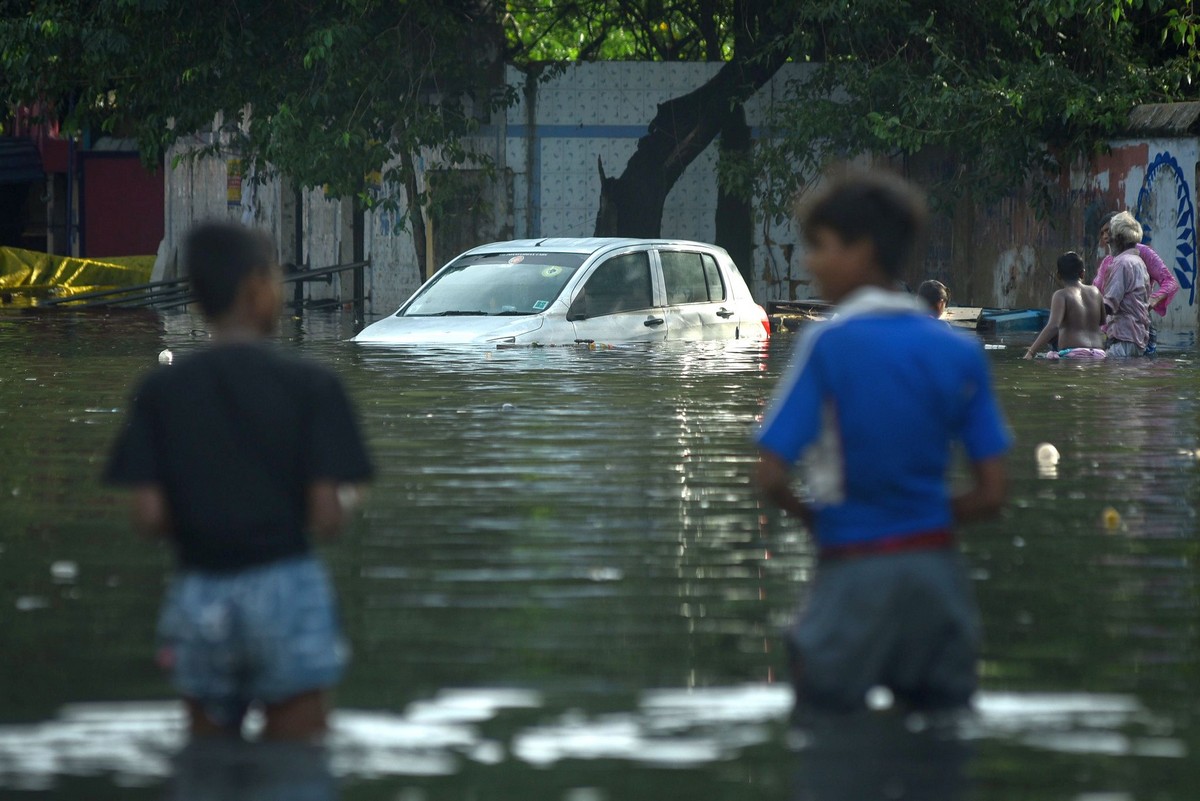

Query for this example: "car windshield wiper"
[491,310,533,316]
[430,310,488,316]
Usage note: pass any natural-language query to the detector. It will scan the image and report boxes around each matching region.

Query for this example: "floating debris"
[49,561,78,583]
[1102,507,1122,529]
[1035,443,1060,466]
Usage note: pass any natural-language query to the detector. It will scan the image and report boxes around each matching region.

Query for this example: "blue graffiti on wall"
[1136,152,1197,306]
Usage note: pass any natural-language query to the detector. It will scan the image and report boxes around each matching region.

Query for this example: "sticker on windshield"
[532,300,549,310]
[540,265,562,278]
[508,255,525,264]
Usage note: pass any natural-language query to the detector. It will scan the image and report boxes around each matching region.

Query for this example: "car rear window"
[661,250,727,304]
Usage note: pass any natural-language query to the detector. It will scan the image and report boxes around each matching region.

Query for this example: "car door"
[567,250,668,343]
[657,248,739,340]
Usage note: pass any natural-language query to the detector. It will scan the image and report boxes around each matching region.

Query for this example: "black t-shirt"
[104,342,373,572]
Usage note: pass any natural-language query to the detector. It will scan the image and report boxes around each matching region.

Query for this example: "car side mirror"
[566,293,588,321]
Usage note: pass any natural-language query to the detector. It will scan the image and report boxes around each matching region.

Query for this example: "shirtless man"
[1024,251,1106,360]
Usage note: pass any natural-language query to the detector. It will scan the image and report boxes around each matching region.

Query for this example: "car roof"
[460,238,728,257]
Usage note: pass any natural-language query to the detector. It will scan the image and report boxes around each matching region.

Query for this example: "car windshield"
[401,252,588,316]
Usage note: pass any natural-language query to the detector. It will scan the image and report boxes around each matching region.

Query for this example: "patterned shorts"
[156,555,349,727]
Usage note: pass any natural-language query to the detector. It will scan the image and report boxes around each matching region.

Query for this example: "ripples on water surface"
[0,310,1199,799]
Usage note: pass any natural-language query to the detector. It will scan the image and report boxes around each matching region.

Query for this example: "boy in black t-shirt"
[105,221,372,741]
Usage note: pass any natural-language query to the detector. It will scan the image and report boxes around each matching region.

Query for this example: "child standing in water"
[754,169,1011,713]
[1024,252,1107,360]
[916,279,949,318]
[105,221,373,740]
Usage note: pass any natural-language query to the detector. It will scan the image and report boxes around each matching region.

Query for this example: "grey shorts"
[786,550,980,712]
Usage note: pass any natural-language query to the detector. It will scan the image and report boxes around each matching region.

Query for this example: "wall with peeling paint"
[950,139,1199,331]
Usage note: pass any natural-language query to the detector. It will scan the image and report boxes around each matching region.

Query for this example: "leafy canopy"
[504,0,738,61]
[3,0,1198,217]
[745,0,1200,217]
[0,0,507,207]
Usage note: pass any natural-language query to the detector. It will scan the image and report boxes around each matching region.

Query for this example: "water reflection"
[166,738,337,801]
[0,687,1178,797]
[791,711,971,801]
[2,310,1200,799]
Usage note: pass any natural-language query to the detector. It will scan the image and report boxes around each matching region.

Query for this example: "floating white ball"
[158,349,173,366]
[1035,442,1060,466]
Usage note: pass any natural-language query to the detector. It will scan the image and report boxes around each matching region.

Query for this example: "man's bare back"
[1054,282,1105,349]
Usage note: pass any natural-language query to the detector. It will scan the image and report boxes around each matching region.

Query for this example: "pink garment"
[1044,347,1106,360]
[1093,242,1178,316]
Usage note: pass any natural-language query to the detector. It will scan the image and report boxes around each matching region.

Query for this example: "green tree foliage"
[504,0,737,61]
[746,0,1200,219]
[507,1,1199,226]
[0,0,508,207]
[5,0,1196,231]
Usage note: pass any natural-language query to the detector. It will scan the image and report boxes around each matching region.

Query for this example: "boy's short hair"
[799,168,929,278]
[1056,251,1085,280]
[1108,211,1143,252]
[916,279,948,308]
[185,221,277,319]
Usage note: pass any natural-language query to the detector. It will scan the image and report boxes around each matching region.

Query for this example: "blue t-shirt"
[756,288,1012,549]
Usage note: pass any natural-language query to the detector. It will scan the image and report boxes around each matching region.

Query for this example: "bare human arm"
[1092,255,1112,293]
[1024,289,1066,359]
[754,451,814,528]
[951,456,1008,525]
[308,480,367,540]
[130,484,171,539]
[1138,243,1178,312]
[132,480,360,543]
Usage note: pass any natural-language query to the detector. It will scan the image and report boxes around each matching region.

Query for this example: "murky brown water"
[1,309,1198,799]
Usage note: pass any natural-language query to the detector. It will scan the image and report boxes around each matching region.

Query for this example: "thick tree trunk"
[399,148,428,282]
[593,39,788,237]
[715,104,754,283]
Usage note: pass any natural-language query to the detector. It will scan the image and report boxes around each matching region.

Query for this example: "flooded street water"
[1,309,1199,799]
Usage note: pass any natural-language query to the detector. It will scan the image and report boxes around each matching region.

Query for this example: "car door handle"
[715,308,735,318]
[643,317,665,327]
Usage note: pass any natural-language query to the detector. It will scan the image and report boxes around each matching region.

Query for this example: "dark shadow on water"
[164,738,337,801]
[791,710,972,801]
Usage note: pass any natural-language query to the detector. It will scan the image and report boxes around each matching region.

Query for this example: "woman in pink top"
[1093,211,1179,316]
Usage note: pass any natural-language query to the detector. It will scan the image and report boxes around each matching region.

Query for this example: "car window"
[582,252,653,315]
[661,250,726,304]
[701,253,727,301]
[402,252,586,316]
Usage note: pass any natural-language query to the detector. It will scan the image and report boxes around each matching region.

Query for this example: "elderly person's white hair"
[1108,211,1143,251]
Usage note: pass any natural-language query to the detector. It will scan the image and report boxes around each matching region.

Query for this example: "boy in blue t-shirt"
[105,221,373,740]
[755,170,1011,713]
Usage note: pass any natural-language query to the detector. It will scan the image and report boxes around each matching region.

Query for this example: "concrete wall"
[161,65,1200,331]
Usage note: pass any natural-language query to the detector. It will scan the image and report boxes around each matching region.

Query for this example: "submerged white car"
[353,238,771,346]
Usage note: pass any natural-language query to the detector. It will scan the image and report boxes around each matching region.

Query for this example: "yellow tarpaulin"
[0,247,155,307]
